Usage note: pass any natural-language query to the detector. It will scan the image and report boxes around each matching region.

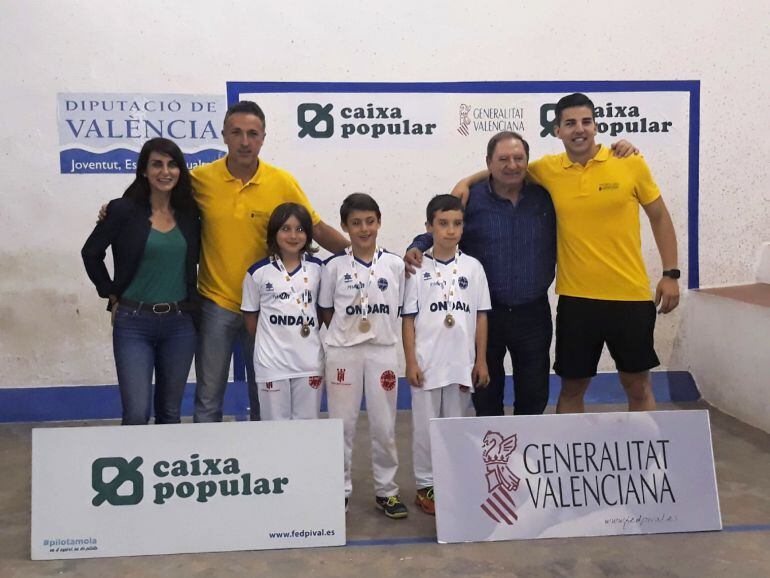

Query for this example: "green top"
[122,227,187,303]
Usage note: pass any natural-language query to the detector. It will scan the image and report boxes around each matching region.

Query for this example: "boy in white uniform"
[402,194,491,515]
[242,203,325,420]
[319,193,408,519]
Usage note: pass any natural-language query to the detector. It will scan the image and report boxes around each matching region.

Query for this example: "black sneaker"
[375,495,408,519]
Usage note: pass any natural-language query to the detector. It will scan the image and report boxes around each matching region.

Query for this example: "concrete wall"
[0,0,768,388]
[672,291,770,432]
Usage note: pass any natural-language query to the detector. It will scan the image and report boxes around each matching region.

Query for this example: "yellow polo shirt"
[528,146,660,301]
[191,157,320,313]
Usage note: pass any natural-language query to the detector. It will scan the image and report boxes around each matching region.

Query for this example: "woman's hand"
[109,295,118,326]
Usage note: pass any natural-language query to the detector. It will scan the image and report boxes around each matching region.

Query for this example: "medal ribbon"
[430,247,461,312]
[273,254,311,327]
[346,246,380,323]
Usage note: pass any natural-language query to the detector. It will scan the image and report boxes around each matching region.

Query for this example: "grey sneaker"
[375,495,408,519]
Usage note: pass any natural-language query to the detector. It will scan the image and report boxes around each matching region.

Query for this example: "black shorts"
[554,296,660,379]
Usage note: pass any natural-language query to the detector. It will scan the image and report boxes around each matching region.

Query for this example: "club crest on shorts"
[480,431,520,525]
[336,368,346,383]
[459,276,469,290]
[308,376,323,389]
[380,370,396,391]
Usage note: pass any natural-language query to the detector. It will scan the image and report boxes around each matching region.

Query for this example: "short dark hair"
[224,101,266,127]
[486,131,530,161]
[123,138,196,214]
[340,193,381,224]
[555,93,595,125]
[426,194,464,224]
[266,203,316,257]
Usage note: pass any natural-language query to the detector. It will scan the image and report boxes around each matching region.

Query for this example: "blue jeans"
[112,305,196,425]
[193,298,258,422]
[473,295,553,416]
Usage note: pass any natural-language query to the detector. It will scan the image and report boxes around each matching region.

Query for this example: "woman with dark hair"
[82,138,200,425]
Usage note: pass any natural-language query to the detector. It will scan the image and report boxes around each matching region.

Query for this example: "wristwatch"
[662,269,681,279]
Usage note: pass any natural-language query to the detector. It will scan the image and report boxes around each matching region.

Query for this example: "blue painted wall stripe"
[0,371,698,423]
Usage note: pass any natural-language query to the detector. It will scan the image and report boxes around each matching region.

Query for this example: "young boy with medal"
[402,194,491,515]
[319,193,408,519]
[241,203,324,420]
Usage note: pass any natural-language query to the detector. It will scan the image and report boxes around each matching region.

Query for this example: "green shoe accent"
[375,495,409,519]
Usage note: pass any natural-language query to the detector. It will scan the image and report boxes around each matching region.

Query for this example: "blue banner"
[60,148,225,174]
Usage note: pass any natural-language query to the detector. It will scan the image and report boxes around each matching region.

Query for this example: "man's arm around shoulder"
[314,220,349,253]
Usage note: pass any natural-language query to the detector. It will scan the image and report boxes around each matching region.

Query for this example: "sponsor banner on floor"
[31,420,345,559]
[431,410,721,543]
[57,93,227,173]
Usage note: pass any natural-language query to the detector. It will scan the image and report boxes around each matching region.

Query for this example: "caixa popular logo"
[92,457,145,506]
[91,454,289,507]
[297,102,437,140]
[539,100,674,138]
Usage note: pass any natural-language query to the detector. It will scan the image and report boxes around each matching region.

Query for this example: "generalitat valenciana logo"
[480,431,520,524]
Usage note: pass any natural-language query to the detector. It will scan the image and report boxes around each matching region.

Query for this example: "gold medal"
[431,249,461,330]
[274,254,313,339]
[347,246,380,337]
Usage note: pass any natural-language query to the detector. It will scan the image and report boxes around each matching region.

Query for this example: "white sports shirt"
[241,255,324,381]
[402,252,491,390]
[319,249,404,347]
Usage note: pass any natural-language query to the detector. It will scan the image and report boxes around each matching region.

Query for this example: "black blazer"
[81,198,200,309]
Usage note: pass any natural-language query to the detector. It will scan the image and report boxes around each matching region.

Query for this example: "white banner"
[431,410,721,543]
[232,84,691,289]
[240,91,687,154]
[32,420,345,559]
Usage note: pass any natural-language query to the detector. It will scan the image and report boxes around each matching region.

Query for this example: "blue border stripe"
[0,371,698,423]
[347,536,436,547]
[723,524,770,533]
[226,80,700,289]
[345,523,770,547]
[227,80,700,95]
[688,82,701,289]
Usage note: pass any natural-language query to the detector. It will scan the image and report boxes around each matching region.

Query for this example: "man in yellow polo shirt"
[192,101,347,422]
[528,93,679,413]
